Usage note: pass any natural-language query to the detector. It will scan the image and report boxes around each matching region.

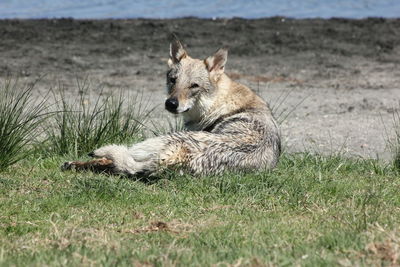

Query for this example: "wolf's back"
[162,107,281,175]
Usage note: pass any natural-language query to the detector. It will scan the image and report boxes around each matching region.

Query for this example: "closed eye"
[190,83,199,89]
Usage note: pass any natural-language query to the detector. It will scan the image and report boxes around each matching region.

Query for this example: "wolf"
[61,40,281,177]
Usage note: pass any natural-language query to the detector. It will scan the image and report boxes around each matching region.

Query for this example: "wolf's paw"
[61,161,76,171]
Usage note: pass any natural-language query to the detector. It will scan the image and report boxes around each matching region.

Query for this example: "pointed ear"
[205,48,228,75]
[169,39,187,65]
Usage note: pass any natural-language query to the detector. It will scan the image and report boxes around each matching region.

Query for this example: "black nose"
[165,98,179,112]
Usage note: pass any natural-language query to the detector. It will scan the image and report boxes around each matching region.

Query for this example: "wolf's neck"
[183,74,264,131]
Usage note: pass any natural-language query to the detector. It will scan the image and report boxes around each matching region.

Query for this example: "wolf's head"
[165,39,228,114]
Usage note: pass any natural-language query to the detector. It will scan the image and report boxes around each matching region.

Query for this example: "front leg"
[61,138,168,176]
[61,158,115,174]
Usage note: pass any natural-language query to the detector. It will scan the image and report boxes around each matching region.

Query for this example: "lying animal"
[62,40,281,176]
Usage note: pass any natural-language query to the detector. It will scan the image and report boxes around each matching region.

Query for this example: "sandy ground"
[0,18,399,160]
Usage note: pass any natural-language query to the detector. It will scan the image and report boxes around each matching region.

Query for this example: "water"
[0,0,399,19]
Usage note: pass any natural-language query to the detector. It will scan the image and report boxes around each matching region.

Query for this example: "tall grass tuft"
[148,115,185,136]
[391,110,400,171]
[0,79,48,171]
[44,80,152,157]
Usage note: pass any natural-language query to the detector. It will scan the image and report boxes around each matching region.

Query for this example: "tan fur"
[161,142,192,167]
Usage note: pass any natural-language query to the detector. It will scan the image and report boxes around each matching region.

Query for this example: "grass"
[390,110,400,171]
[0,79,48,171]
[43,79,151,157]
[0,153,399,266]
